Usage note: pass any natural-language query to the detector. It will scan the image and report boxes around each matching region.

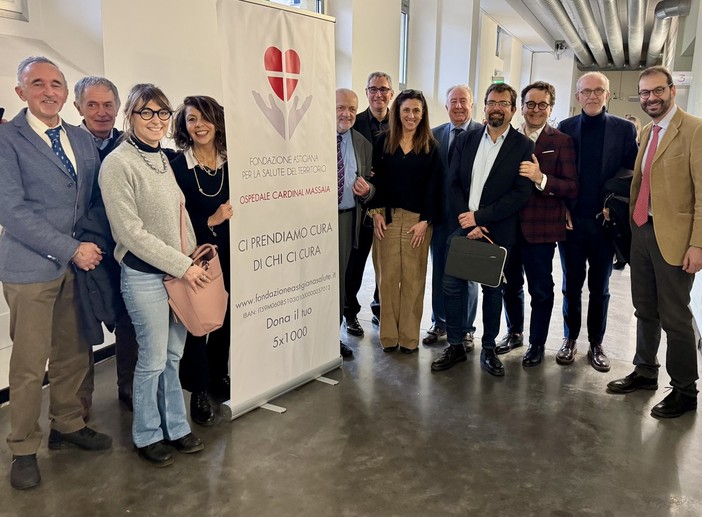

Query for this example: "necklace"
[128,138,168,174]
[193,148,219,176]
[193,164,225,198]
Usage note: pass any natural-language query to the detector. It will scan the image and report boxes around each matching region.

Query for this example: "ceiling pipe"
[534,0,595,66]
[571,0,610,67]
[645,0,691,67]
[628,0,646,68]
[596,0,625,68]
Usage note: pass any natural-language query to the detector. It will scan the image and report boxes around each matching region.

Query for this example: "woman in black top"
[368,89,442,353]
[170,96,231,425]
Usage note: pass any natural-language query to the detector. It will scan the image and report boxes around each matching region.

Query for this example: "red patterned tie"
[633,125,661,227]
[337,134,344,205]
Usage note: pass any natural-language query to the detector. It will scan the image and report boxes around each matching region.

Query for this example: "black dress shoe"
[371,315,380,326]
[48,427,112,451]
[190,391,215,427]
[556,338,577,365]
[613,260,626,270]
[10,454,40,490]
[463,332,475,352]
[340,341,354,358]
[136,442,174,467]
[400,346,418,354]
[522,343,544,367]
[345,317,364,336]
[164,433,204,454]
[588,343,610,372]
[382,344,399,353]
[495,333,523,355]
[431,344,467,371]
[607,371,658,393]
[480,348,505,376]
[422,325,446,345]
[651,389,697,418]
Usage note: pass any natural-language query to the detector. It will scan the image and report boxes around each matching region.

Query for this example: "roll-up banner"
[217,0,341,419]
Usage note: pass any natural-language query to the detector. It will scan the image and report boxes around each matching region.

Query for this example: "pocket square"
[541,150,555,154]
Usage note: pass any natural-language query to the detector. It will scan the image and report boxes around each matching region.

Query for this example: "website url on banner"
[235,273,334,316]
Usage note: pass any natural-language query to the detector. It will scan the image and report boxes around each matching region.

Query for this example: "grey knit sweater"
[99,141,196,278]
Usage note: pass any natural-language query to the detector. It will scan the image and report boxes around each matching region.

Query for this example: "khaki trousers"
[374,208,431,349]
[3,269,89,455]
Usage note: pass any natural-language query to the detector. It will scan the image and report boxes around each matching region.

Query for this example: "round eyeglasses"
[133,108,173,121]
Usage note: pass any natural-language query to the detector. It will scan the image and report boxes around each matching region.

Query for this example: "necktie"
[337,134,345,205]
[447,127,464,163]
[46,127,77,182]
[632,125,661,227]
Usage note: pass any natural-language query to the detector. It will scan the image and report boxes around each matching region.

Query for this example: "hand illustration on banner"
[252,46,312,139]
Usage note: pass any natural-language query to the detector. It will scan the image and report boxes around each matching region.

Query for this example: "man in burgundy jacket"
[495,81,578,366]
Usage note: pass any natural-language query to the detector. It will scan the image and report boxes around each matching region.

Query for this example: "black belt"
[338,208,354,214]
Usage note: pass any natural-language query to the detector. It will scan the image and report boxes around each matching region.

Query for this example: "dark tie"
[632,125,661,227]
[447,127,464,163]
[46,127,77,181]
[337,134,345,205]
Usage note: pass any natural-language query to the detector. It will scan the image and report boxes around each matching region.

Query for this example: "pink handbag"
[164,204,228,336]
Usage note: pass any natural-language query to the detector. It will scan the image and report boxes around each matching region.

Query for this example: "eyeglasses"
[524,101,551,111]
[638,84,673,99]
[133,108,173,121]
[366,87,392,95]
[486,100,513,108]
[578,88,607,98]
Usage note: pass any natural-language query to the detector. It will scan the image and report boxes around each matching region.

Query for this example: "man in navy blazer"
[496,81,578,367]
[0,57,112,490]
[424,85,482,349]
[557,72,638,372]
[343,71,394,336]
[431,83,533,376]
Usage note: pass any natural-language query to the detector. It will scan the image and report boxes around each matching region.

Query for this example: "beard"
[641,97,671,118]
[487,112,504,127]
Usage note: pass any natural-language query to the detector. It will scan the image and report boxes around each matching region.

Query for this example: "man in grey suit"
[0,56,112,490]
[423,85,482,349]
[336,88,374,358]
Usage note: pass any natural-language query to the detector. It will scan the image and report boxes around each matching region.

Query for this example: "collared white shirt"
[26,110,78,174]
[519,122,548,191]
[184,147,226,170]
[469,126,507,212]
[338,130,358,210]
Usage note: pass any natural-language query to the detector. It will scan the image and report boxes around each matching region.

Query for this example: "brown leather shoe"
[588,343,610,372]
[556,338,577,365]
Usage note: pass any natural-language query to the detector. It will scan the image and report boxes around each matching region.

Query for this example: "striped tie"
[46,127,77,182]
[337,134,345,205]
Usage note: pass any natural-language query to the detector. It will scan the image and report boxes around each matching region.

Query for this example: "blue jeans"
[502,234,556,347]
[430,223,478,333]
[121,264,191,448]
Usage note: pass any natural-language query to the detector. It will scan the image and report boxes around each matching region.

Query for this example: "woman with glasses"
[100,84,206,467]
[170,96,232,426]
[367,89,442,353]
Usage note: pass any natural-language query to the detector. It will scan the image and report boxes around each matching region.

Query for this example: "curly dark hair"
[171,95,227,158]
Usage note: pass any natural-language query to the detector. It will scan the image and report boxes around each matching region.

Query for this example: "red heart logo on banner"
[264,46,301,101]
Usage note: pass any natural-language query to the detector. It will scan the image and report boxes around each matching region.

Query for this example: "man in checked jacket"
[495,81,578,367]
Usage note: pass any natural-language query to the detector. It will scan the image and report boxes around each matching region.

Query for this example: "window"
[271,0,324,13]
[399,0,409,90]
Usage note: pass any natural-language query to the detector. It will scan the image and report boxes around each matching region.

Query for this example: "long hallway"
[1,262,701,516]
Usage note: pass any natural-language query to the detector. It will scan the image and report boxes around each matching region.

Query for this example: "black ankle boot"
[190,391,215,427]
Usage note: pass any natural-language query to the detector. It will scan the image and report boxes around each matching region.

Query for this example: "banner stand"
[221,357,341,420]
